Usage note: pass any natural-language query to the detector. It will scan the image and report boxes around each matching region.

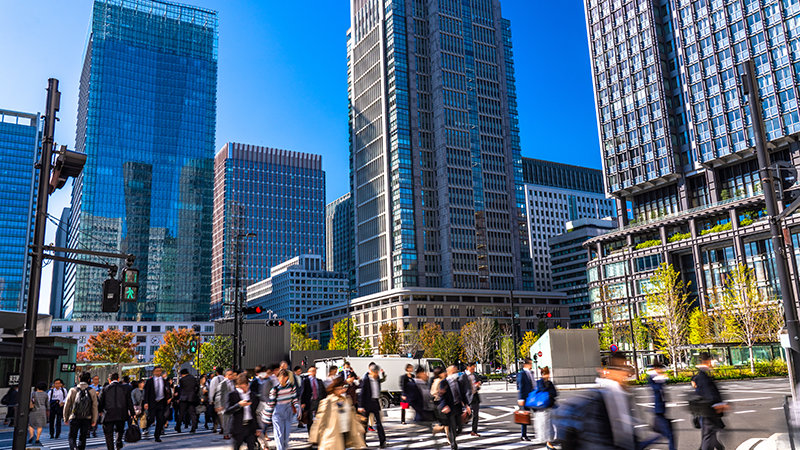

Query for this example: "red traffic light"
[546,312,553,318]
[242,305,263,315]
[266,319,284,327]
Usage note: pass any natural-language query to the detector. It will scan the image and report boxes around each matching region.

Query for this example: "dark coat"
[517,369,535,401]
[404,379,433,422]
[98,382,135,423]
[691,368,724,420]
[225,389,260,438]
[359,374,382,411]
[647,375,667,414]
[438,377,466,417]
[301,376,325,410]
[178,374,199,403]
[143,376,171,407]
[539,378,558,409]
[399,373,413,398]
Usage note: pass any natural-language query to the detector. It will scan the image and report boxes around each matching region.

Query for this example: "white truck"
[314,356,445,408]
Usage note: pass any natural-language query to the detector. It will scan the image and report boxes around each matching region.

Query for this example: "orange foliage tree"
[76,329,137,363]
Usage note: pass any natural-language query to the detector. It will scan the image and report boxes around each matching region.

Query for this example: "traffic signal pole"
[13,79,59,450]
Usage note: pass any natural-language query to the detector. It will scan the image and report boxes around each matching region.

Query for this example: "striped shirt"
[262,382,299,423]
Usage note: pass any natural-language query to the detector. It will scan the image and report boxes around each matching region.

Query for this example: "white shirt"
[154,376,164,401]
[237,388,252,421]
[370,377,380,400]
[49,388,67,403]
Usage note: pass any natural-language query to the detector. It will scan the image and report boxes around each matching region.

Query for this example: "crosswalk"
[29,427,220,450]
[371,423,545,450]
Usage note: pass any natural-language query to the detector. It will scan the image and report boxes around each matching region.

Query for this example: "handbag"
[513,410,531,425]
[525,379,551,410]
[400,402,409,409]
[124,422,142,443]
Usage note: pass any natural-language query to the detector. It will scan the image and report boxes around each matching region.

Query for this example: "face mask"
[258,372,268,379]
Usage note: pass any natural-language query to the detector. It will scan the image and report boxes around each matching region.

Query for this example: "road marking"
[771,407,784,410]
[671,419,684,423]
[734,410,757,414]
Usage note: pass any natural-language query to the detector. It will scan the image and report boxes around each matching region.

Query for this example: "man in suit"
[214,369,238,440]
[516,358,535,441]
[98,372,135,450]
[404,366,434,423]
[339,361,355,381]
[143,366,171,442]
[692,352,727,450]
[207,367,226,434]
[440,365,470,450]
[176,368,199,433]
[358,364,387,449]
[226,374,261,450]
[300,366,325,430]
[460,362,481,436]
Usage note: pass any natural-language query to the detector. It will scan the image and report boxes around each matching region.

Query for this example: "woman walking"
[535,367,558,449]
[28,382,48,445]
[263,369,301,450]
[309,378,366,450]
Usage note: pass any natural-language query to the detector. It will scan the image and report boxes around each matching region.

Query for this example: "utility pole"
[13,79,59,450]
[742,59,800,394]
[510,290,519,372]
[233,232,255,371]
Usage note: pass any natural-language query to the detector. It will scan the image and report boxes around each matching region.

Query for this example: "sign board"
[61,363,76,373]
[781,331,792,349]
[7,373,19,386]
[537,351,543,357]
[610,344,619,353]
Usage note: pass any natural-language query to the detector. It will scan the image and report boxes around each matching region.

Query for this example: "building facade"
[245,254,348,324]
[583,0,800,326]
[522,158,615,291]
[348,0,532,296]
[50,207,71,319]
[211,144,326,319]
[49,320,214,363]
[0,109,39,312]
[325,193,355,289]
[549,218,616,328]
[66,0,218,321]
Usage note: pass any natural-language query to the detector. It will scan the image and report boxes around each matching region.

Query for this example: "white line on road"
[734,410,757,414]
[771,407,784,410]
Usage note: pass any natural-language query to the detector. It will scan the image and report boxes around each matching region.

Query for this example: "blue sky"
[0,0,601,312]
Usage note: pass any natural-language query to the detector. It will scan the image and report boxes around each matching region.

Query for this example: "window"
[93,325,104,332]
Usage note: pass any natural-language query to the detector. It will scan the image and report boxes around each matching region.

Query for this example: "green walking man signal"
[189,338,199,354]
[121,267,139,302]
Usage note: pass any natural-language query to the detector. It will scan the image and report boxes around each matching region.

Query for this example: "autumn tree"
[645,263,691,374]
[432,332,464,366]
[77,329,137,363]
[291,323,321,351]
[519,331,539,360]
[460,318,495,366]
[327,318,371,356]
[401,323,423,356]
[194,336,233,375]
[717,264,784,372]
[418,323,444,356]
[153,328,196,375]
[378,323,402,355]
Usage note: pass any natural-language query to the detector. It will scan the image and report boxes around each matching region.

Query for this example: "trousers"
[68,418,91,450]
[272,403,294,450]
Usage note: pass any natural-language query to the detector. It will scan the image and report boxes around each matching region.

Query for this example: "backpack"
[524,379,551,410]
[72,388,93,419]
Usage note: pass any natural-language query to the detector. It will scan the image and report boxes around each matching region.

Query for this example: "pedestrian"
[208,367,226,433]
[198,375,211,429]
[339,361,355,381]
[262,369,300,450]
[131,380,146,429]
[404,366,435,423]
[344,372,359,408]
[460,362,481,437]
[399,363,414,425]
[176,368,199,433]
[293,365,304,429]
[358,364,387,449]
[215,369,238,440]
[301,366,325,430]
[430,367,447,433]
[48,378,68,439]
[324,365,339,387]
[692,352,728,450]
[646,363,675,450]
[98,372,136,450]
[90,375,102,437]
[121,376,134,396]
[1,385,18,426]
[143,365,172,442]
[63,372,99,450]
[516,358,535,442]
[249,365,272,444]
[309,377,366,450]
[227,373,262,450]
[27,381,48,445]
[169,376,180,427]
[439,365,469,450]
[534,366,558,449]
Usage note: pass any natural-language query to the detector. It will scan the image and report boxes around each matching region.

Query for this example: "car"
[506,372,517,384]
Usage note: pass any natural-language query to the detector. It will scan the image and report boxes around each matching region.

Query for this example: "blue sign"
[610,344,618,353]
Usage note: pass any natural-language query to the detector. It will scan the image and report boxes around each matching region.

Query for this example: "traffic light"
[242,305,263,315]
[189,338,199,354]
[546,311,553,318]
[266,319,285,327]
[102,278,121,312]
[120,267,139,302]
[49,147,86,194]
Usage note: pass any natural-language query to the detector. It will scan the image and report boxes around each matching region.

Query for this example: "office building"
[0,109,39,312]
[325,193,355,289]
[583,0,800,326]
[66,0,218,321]
[522,158,615,290]
[211,144,326,319]
[549,218,616,328]
[246,254,349,324]
[50,207,71,319]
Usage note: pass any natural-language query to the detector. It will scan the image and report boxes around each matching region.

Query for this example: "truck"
[314,356,445,409]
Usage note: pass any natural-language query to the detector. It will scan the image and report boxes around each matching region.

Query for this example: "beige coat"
[63,382,98,424]
[308,394,366,450]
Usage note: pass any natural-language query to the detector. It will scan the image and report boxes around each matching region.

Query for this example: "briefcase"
[124,423,141,443]
[514,410,531,425]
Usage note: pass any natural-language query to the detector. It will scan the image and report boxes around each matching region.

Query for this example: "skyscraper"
[211,143,326,319]
[325,193,355,288]
[0,109,39,312]
[51,207,71,319]
[66,0,218,321]
[583,0,800,326]
[348,0,530,295]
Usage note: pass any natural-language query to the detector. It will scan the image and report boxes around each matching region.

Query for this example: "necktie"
[312,379,317,399]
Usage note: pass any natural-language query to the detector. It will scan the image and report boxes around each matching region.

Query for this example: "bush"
[739,217,754,227]
[668,232,691,243]
[632,359,788,385]
[635,239,662,250]
[700,222,733,235]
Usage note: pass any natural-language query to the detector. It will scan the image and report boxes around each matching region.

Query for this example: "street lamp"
[338,287,358,357]
[233,232,256,371]
[510,289,520,372]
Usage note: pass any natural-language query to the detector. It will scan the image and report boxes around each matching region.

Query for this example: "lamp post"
[233,232,256,371]
[510,289,520,372]
[339,288,358,357]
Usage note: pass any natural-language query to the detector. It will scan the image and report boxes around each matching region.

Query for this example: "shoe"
[546,443,556,450]
[35,440,42,445]
[379,443,387,449]
[471,432,480,437]
[368,426,376,432]
[190,428,196,433]
[401,421,406,425]
[155,438,162,442]
[27,438,34,444]
[204,423,209,430]
[174,427,181,432]
[521,436,531,441]
[224,435,231,440]
[116,441,124,449]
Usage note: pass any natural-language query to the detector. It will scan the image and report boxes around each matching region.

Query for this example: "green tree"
[291,323,321,351]
[499,336,516,370]
[645,263,691,374]
[519,331,539,360]
[418,323,444,356]
[598,325,614,350]
[327,318,371,356]
[432,332,464,366]
[688,308,714,345]
[378,323,402,355]
[632,315,650,349]
[153,328,196,375]
[193,336,233,375]
[76,329,137,363]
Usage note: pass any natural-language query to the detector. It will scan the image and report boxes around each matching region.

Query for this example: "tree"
[460,318,495,366]
[717,264,784,372]
[401,323,423,356]
[378,323,402,354]
[498,336,516,370]
[645,263,691,374]
[519,331,539,360]
[432,332,464,366]
[153,328,196,375]
[688,308,714,345]
[291,323,321,351]
[632,314,650,349]
[76,329,137,363]
[193,336,233,375]
[598,325,614,350]
[327,318,371,356]
[418,323,444,356]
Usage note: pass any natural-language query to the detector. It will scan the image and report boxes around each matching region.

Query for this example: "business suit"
[176,374,199,432]
[693,368,725,450]
[143,376,171,441]
[359,374,386,447]
[439,376,467,450]
[399,373,414,424]
[460,371,480,434]
[300,376,324,430]
[403,379,433,422]
[226,389,260,450]
[516,368,535,439]
[98,381,136,450]
[214,378,235,436]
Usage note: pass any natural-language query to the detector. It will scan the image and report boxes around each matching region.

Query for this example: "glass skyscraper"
[66,0,218,321]
[325,193,355,289]
[211,143,326,319]
[349,0,531,295]
[0,109,39,312]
